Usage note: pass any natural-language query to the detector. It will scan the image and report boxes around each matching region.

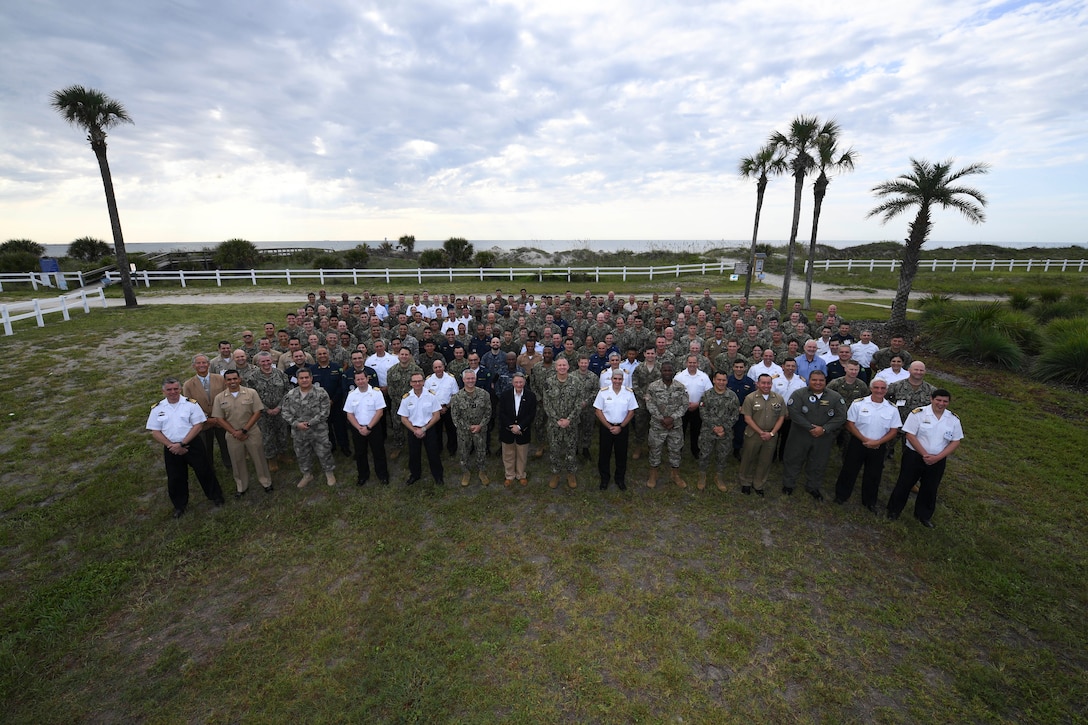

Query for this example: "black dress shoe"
[917,517,936,529]
[808,489,824,502]
[379,479,390,485]
[172,508,185,519]
[617,481,627,491]
[753,488,764,498]
[834,497,846,505]
[866,503,879,514]
[264,485,273,494]
[214,498,225,507]
[782,486,793,496]
[435,479,445,487]
[887,511,900,521]
[599,481,609,490]
[234,490,246,499]
[741,485,752,495]
[356,477,369,487]
[403,477,420,486]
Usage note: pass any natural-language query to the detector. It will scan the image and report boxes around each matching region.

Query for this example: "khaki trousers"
[501,442,529,480]
[225,429,272,493]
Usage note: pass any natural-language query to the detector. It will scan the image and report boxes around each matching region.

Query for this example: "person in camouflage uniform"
[529,347,555,458]
[543,357,583,488]
[645,361,691,488]
[385,348,423,459]
[885,361,937,462]
[248,352,292,466]
[450,370,492,486]
[630,346,662,460]
[697,370,740,490]
[280,368,337,488]
[573,355,598,457]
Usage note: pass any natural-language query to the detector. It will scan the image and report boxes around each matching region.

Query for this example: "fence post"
[60,294,71,322]
[179,270,186,288]
[847,260,853,271]
[538,268,542,283]
[78,270,85,288]
[971,259,977,271]
[1,305,10,335]
[417,268,422,284]
[1044,259,1051,271]
[931,259,937,271]
[649,265,654,280]
[701,263,707,275]
[623,266,628,282]
[508,268,514,281]
[353,269,358,285]
[951,259,957,271]
[31,274,38,291]
[869,260,874,272]
[594,267,599,283]
[675,264,681,277]
[1009,259,1015,271]
[80,289,91,313]
[33,299,45,327]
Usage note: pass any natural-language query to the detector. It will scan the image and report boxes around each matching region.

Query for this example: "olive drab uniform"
[280,385,336,474]
[738,391,787,491]
[248,368,292,458]
[697,387,740,473]
[781,386,847,494]
[449,386,492,473]
[543,374,583,473]
[645,379,690,468]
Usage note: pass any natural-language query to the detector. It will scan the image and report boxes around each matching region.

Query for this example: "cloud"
[0,0,1085,244]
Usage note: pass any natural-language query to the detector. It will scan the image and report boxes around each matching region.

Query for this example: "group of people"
[148,286,963,528]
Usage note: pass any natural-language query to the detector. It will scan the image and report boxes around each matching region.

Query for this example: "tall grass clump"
[923,301,1039,368]
[1037,288,1063,304]
[1033,317,1088,385]
[1032,297,1086,325]
[1007,290,1033,311]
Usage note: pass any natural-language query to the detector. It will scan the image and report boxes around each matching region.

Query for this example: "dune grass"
[1,304,1086,722]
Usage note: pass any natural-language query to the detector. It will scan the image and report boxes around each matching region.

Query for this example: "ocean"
[39,239,1082,258]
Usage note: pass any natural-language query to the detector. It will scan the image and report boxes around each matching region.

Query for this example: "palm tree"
[769,115,823,314]
[51,85,137,307]
[868,158,989,327]
[738,144,787,300]
[803,121,856,307]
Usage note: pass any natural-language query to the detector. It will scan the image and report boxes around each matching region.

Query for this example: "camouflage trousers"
[258,413,292,459]
[547,422,581,473]
[631,407,650,445]
[579,407,595,449]
[291,425,336,473]
[458,429,488,472]
[648,425,683,468]
[698,429,732,473]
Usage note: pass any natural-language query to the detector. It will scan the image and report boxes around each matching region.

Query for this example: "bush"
[397,235,416,254]
[443,237,474,266]
[343,244,370,268]
[0,251,42,272]
[474,250,497,269]
[1,239,44,256]
[922,301,1040,368]
[1007,291,1033,311]
[1033,318,1088,385]
[1038,288,1063,304]
[419,249,446,268]
[67,236,111,262]
[290,248,319,265]
[1032,299,1085,325]
[378,241,395,255]
[311,253,342,269]
[215,238,259,269]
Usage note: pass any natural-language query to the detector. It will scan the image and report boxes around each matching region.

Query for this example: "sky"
[1,0,1086,247]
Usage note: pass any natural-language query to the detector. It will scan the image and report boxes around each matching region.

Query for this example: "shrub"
[0,251,42,272]
[1032,299,1085,325]
[922,301,1040,368]
[1007,290,1033,311]
[343,244,370,268]
[1,239,44,256]
[1037,288,1063,304]
[290,248,319,265]
[419,249,446,268]
[378,241,395,254]
[67,236,111,262]
[215,238,259,269]
[311,253,342,269]
[443,237,474,266]
[474,250,497,269]
[397,235,416,254]
[1033,318,1088,385]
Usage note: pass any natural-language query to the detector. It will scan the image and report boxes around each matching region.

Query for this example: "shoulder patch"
[911,407,924,413]
[402,392,411,399]
[186,397,197,404]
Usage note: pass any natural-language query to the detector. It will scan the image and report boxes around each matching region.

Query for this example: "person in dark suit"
[497,371,537,487]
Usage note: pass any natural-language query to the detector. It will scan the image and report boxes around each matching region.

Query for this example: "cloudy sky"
[2,0,1086,247]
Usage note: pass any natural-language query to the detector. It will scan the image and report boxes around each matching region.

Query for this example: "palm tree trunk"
[779,171,804,314]
[743,175,768,299]
[804,176,828,309]
[93,142,137,307]
[889,207,932,327]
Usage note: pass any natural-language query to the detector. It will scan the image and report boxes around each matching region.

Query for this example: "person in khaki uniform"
[211,370,273,497]
[738,373,786,496]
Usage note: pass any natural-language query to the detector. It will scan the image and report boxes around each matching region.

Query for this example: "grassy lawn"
[810,268,1088,297]
[2,304,1086,722]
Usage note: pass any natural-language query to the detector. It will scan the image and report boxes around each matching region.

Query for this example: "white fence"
[1,258,1086,293]
[1,288,108,336]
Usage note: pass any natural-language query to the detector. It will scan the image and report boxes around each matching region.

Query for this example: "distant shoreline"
[39,238,1086,257]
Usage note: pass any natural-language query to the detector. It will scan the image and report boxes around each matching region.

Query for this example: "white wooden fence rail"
[1,288,108,336]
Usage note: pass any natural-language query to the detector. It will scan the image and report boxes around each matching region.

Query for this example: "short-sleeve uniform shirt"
[146,398,206,443]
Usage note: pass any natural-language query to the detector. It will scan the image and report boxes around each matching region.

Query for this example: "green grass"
[1,304,1087,722]
[811,268,1088,296]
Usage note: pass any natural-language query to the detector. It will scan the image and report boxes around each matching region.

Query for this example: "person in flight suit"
[781,370,847,501]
